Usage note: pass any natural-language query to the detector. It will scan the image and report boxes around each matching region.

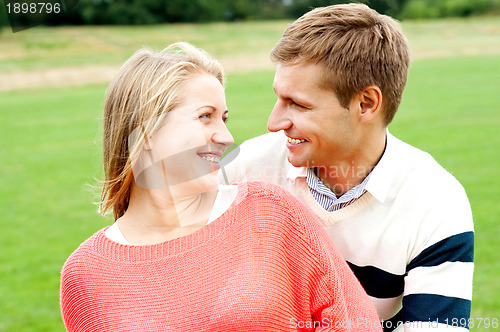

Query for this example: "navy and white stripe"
[400,231,474,330]
[347,231,474,331]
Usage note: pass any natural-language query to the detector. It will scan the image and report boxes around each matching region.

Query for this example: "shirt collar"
[286,163,307,183]
[363,131,396,204]
[284,130,395,203]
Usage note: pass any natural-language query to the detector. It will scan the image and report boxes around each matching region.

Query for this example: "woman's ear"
[358,85,383,124]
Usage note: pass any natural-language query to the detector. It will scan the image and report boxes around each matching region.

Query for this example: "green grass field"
[1,17,500,331]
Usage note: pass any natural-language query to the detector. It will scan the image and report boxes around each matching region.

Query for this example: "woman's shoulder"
[236,181,322,232]
[235,181,343,269]
[238,181,316,219]
[237,180,296,201]
[61,228,108,274]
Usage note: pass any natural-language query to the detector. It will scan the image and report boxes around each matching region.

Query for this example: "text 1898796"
[5,1,61,14]
[2,0,78,32]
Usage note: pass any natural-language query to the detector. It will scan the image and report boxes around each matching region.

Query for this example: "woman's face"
[134,73,234,196]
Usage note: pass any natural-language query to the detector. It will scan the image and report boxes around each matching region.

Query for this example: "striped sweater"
[60,181,382,332]
[220,132,474,331]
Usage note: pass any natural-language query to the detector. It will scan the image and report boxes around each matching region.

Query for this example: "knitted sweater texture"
[61,182,382,331]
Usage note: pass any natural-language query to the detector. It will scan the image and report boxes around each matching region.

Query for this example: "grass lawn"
[0,21,287,72]
[1,18,499,331]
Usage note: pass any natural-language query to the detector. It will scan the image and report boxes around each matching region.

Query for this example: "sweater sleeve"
[274,184,383,331]
[60,238,96,332]
[401,179,474,332]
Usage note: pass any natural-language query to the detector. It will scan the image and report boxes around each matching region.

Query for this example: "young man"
[221,4,474,331]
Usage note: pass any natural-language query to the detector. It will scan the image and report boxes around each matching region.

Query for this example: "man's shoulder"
[388,134,468,201]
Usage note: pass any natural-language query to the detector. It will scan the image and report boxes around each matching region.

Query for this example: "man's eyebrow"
[273,84,306,103]
[275,90,312,107]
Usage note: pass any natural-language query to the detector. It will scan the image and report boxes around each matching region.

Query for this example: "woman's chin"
[170,173,219,197]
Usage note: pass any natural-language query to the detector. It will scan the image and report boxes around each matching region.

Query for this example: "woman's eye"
[199,113,211,119]
[223,117,229,123]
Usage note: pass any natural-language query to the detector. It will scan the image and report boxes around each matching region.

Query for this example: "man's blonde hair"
[271,3,410,125]
[100,42,224,219]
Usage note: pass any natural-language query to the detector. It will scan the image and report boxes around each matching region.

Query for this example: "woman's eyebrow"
[195,105,217,112]
[195,105,229,115]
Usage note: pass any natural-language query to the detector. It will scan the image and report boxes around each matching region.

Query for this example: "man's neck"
[317,132,387,197]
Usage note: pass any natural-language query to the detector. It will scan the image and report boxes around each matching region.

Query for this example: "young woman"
[60,42,382,331]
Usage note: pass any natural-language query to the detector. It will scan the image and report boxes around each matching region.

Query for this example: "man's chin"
[287,154,309,169]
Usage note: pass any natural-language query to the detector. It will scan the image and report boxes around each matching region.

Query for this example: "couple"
[61,3,474,332]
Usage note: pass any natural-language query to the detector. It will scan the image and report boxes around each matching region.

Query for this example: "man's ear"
[357,85,383,124]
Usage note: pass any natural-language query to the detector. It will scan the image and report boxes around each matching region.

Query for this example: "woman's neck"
[117,182,218,245]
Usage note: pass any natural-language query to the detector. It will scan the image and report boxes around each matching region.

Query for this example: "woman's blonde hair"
[271,3,410,125]
[99,42,224,220]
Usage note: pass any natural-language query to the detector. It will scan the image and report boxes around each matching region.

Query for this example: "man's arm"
[401,184,474,331]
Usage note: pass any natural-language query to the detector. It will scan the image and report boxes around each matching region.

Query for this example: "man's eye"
[291,101,306,110]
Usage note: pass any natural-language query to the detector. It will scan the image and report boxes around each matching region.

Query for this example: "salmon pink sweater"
[60,181,381,331]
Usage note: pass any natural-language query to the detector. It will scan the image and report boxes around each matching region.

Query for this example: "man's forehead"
[273,61,327,94]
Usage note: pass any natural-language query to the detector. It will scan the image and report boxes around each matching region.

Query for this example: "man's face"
[268,61,360,169]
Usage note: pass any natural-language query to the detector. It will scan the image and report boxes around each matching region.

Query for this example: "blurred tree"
[367,0,410,17]
[73,0,111,25]
[286,0,409,18]
[164,0,224,22]
[400,0,500,19]
[287,0,344,18]
[258,0,288,19]
[224,0,259,21]
[0,1,9,31]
